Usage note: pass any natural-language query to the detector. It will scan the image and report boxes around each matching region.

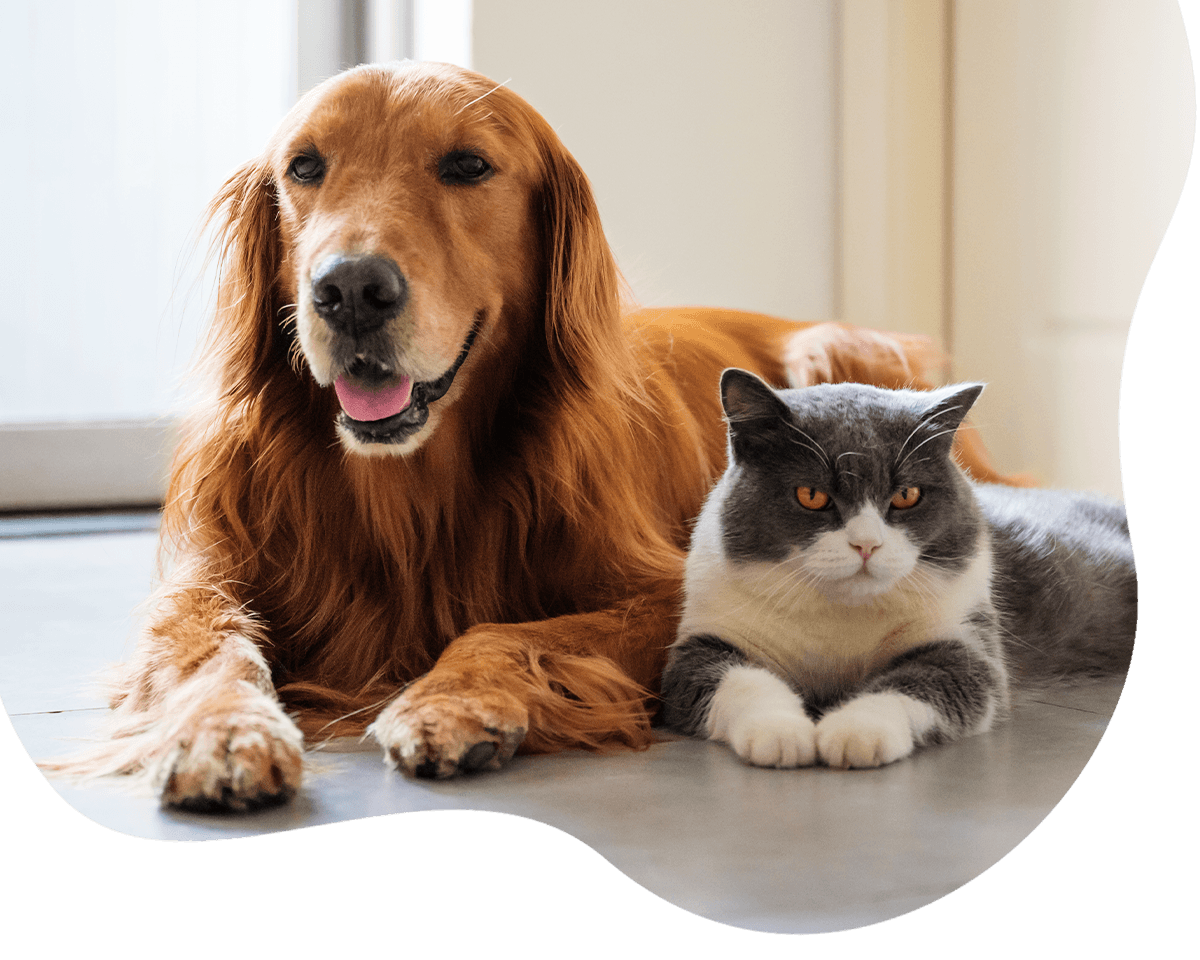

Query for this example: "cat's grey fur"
[659,369,1136,768]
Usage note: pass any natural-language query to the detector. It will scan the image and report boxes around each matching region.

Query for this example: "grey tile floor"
[0,515,1132,935]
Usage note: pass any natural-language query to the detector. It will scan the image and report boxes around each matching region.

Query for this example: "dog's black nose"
[310,254,407,336]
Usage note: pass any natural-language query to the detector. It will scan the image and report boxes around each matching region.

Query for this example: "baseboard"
[0,420,179,511]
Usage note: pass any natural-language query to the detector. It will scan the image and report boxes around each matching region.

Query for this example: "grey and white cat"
[660,369,1136,769]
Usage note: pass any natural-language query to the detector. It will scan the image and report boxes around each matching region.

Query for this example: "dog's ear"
[202,158,285,399]
[535,130,626,389]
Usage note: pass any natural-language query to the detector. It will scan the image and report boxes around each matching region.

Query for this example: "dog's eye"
[438,151,493,185]
[287,153,326,185]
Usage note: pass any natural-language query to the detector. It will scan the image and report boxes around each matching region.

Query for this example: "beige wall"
[473,0,1193,498]
[951,0,1194,496]
[839,0,951,348]
[473,0,840,321]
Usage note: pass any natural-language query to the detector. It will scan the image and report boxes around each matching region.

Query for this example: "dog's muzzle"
[309,254,479,447]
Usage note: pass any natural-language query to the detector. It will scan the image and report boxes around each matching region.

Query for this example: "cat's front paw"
[706,664,817,768]
[724,711,818,768]
[815,694,915,769]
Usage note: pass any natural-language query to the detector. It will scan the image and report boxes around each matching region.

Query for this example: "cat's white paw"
[706,664,816,768]
[725,711,818,768]
[816,693,922,768]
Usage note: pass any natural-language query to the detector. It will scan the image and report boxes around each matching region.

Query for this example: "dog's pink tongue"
[334,375,414,421]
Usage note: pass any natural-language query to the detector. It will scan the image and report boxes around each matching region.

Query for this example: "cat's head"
[716,368,986,605]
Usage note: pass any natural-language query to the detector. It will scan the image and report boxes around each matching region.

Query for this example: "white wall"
[472,0,839,322]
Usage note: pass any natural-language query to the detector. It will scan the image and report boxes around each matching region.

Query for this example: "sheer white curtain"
[0,0,471,510]
[0,0,294,509]
[0,0,296,426]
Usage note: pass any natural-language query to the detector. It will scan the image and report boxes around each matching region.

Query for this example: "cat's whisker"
[757,566,816,613]
[779,573,824,612]
[896,426,960,472]
[896,568,939,606]
[780,421,832,467]
[762,566,815,606]
[895,402,969,466]
[919,553,976,567]
[894,414,932,464]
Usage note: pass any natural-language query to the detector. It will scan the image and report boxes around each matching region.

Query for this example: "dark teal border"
[4,3,1195,950]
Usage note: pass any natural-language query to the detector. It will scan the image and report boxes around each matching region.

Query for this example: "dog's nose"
[310,254,407,336]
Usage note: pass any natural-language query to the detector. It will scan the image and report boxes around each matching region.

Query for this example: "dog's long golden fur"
[45,63,1017,809]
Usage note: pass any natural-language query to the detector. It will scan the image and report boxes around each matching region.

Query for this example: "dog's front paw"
[815,693,915,769]
[369,689,528,779]
[724,711,817,768]
[157,694,303,811]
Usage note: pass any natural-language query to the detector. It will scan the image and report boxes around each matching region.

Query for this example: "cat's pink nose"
[845,509,885,562]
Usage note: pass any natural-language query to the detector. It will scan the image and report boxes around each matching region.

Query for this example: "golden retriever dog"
[46,62,1015,811]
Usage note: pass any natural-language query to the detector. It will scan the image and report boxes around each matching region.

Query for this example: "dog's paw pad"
[459,740,498,772]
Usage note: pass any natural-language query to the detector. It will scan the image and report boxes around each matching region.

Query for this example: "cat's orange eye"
[796,487,830,510]
[890,486,921,510]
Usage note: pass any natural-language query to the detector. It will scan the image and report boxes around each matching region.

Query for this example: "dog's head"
[207,62,620,456]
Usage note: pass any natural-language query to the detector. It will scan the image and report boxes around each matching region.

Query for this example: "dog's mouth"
[333,327,479,444]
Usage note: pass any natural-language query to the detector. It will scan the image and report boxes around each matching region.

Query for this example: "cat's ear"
[720,368,792,460]
[919,382,985,436]
[720,368,791,425]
